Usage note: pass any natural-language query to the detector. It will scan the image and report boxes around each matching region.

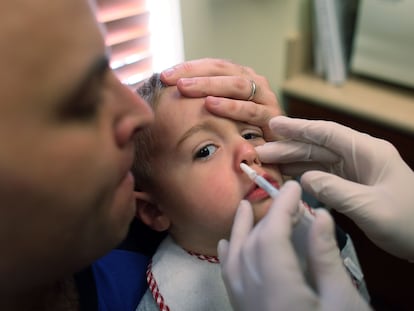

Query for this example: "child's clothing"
[137,231,370,311]
[136,236,232,311]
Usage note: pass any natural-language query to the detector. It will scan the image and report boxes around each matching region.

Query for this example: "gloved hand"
[218,181,371,311]
[160,58,281,140]
[257,116,414,260]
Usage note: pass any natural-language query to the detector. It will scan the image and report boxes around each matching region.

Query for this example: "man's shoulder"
[92,249,150,311]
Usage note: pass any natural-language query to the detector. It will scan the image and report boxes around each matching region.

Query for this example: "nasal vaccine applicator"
[240,163,280,199]
[240,163,368,295]
[240,163,315,278]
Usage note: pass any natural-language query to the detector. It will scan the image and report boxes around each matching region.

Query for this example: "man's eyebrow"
[63,53,110,103]
[176,121,216,147]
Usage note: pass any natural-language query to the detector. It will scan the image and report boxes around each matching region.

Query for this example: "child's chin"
[253,200,272,224]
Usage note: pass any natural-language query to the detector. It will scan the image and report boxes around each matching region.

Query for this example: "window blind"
[96,0,152,88]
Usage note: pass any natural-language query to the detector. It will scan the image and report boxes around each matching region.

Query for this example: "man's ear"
[134,191,170,232]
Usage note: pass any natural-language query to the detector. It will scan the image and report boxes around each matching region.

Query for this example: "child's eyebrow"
[176,121,217,147]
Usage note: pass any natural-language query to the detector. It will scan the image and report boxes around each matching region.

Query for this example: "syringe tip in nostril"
[240,162,279,198]
[240,163,257,180]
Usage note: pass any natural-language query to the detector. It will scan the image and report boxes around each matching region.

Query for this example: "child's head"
[133,73,284,255]
[133,73,166,189]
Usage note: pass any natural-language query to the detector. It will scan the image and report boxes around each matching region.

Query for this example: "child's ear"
[134,191,170,232]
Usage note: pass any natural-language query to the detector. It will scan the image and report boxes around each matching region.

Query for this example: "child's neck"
[171,234,219,257]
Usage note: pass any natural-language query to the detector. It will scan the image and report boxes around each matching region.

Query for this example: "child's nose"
[237,142,261,170]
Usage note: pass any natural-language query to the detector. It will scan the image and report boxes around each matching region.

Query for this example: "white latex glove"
[256,116,414,260]
[218,181,371,311]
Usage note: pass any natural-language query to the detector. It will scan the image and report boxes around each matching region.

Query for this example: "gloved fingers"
[262,180,303,227]
[217,239,229,262]
[218,238,244,309]
[300,171,371,216]
[221,182,321,311]
[303,170,414,261]
[240,181,317,309]
[256,140,340,164]
[308,209,348,286]
[266,117,398,184]
[224,181,303,283]
[220,200,254,276]
[246,181,304,273]
[278,162,332,177]
[268,116,359,152]
[308,209,371,310]
[219,201,255,306]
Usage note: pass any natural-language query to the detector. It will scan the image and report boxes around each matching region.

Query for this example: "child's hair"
[129,73,168,255]
[133,73,166,191]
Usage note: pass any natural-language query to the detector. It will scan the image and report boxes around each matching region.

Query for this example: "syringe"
[240,163,280,199]
[239,164,367,294]
[240,163,315,280]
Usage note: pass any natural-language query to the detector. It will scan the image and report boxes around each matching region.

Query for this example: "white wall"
[149,0,184,72]
[179,0,311,93]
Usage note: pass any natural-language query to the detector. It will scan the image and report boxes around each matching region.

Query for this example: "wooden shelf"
[282,72,414,135]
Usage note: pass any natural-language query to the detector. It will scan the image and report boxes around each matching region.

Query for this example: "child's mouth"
[245,177,280,203]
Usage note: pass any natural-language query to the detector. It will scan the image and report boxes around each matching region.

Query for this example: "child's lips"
[245,176,280,202]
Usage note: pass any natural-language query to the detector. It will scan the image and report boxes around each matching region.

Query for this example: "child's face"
[147,86,283,254]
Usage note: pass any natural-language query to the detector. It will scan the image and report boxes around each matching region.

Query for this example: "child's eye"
[242,131,263,140]
[194,144,218,160]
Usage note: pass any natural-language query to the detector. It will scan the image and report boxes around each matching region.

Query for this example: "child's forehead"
[154,86,263,147]
[157,86,206,118]
[153,86,208,143]
[157,87,261,132]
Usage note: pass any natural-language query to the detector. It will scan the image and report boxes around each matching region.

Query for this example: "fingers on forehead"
[208,98,273,129]
[173,59,269,92]
[242,101,274,127]
[190,76,273,106]
[174,58,252,77]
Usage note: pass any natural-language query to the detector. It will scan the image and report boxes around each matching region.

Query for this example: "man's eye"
[59,81,104,121]
[59,93,101,121]
[71,93,102,119]
[59,62,109,121]
[194,144,218,160]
